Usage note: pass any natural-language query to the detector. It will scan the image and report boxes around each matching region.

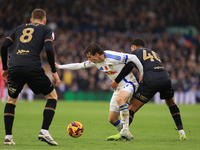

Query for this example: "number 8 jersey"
[6,23,54,69]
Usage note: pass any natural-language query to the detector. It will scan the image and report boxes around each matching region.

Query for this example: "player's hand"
[55,62,58,69]
[1,70,8,83]
[139,74,143,83]
[111,79,119,91]
[52,72,61,87]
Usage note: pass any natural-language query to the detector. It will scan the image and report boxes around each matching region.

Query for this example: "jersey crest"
[108,64,113,69]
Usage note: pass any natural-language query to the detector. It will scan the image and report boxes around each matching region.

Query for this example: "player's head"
[84,43,104,63]
[30,8,47,25]
[131,38,145,51]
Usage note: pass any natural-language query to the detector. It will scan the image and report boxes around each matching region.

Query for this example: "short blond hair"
[31,8,46,21]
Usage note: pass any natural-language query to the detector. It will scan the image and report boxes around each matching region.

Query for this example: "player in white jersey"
[55,43,143,140]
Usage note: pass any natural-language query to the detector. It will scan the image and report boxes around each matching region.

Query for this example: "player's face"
[86,53,100,63]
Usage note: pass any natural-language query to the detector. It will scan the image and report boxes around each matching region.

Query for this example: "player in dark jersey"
[108,38,187,141]
[1,8,61,146]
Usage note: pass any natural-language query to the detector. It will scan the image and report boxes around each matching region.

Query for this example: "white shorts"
[109,82,138,113]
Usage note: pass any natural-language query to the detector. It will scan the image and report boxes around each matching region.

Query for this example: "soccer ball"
[67,121,84,138]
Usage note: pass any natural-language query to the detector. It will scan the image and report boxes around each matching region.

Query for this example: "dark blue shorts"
[7,66,54,98]
[134,78,174,103]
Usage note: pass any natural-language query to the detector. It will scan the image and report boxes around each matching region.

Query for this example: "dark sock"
[169,104,183,130]
[4,103,16,135]
[129,110,135,125]
[42,99,57,130]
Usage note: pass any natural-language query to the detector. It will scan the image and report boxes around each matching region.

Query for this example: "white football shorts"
[109,82,138,113]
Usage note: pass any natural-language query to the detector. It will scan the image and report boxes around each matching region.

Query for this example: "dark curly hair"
[131,38,145,47]
[84,43,104,55]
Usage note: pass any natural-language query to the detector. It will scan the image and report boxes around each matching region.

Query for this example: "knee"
[45,89,58,100]
[116,97,124,106]
[165,99,176,108]
[7,96,17,105]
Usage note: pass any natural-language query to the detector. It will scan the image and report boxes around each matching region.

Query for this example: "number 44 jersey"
[130,48,170,82]
[6,23,54,69]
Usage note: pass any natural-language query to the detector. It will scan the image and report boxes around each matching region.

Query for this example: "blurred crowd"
[0,0,200,103]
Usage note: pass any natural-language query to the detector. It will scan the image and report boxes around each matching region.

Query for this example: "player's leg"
[165,97,187,140]
[159,78,186,140]
[4,67,25,145]
[160,78,187,140]
[106,92,124,141]
[107,90,133,141]
[38,89,58,146]
[108,111,122,131]
[107,83,138,141]
[106,108,126,141]
[4,96,18,145]
[107,91,123,132]
[128,97,145,125]
[27,67,58,146]
[116,91,130,133]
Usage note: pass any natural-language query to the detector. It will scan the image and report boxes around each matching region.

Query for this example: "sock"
[129,110,135,125]
[119,104,129,131]
[111,119,123,131]
[42,99,57,130]
[41,129,49,135]
[4,103,16,135]
[169,104,183,130]
[178,129,185,136]
[5,135,13,139]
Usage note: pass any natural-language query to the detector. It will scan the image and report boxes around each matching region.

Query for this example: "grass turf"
[0,100,199,150]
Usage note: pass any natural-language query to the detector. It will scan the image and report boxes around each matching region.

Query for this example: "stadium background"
[0,0,200,103]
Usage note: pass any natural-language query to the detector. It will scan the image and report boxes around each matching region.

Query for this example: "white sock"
[41,129,49,135]
[178,129,185,136]
[5,135,13,139]
[115,120,123,131]
[119,104,129,132]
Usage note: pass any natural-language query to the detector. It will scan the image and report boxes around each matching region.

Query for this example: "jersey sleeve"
[123,53,143,75]
[44,27,54,43]
[58,60,95,70]
[117,52,143,75]
[6,29,15,43]
[1,38,13,70]
[115,62,135,83]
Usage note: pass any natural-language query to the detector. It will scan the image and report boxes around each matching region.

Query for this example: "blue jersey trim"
[105,52,121,60]
[125,55,128,63]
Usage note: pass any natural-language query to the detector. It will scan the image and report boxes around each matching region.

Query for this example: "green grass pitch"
[0,100,200,150]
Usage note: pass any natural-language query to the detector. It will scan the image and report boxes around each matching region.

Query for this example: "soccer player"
[55,43,144,141]
[108,38,187,141]
[1,8,61,145]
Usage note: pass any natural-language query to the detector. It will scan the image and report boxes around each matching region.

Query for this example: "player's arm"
[44,28,61,86]
[45,41,61,87]
[1,38,13,70]
[1,38,13,82]
[125,54,143,78]
[45,41,56,73]
[111,62,136,90]
[116,62,136,83]
[56,61,95,70]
